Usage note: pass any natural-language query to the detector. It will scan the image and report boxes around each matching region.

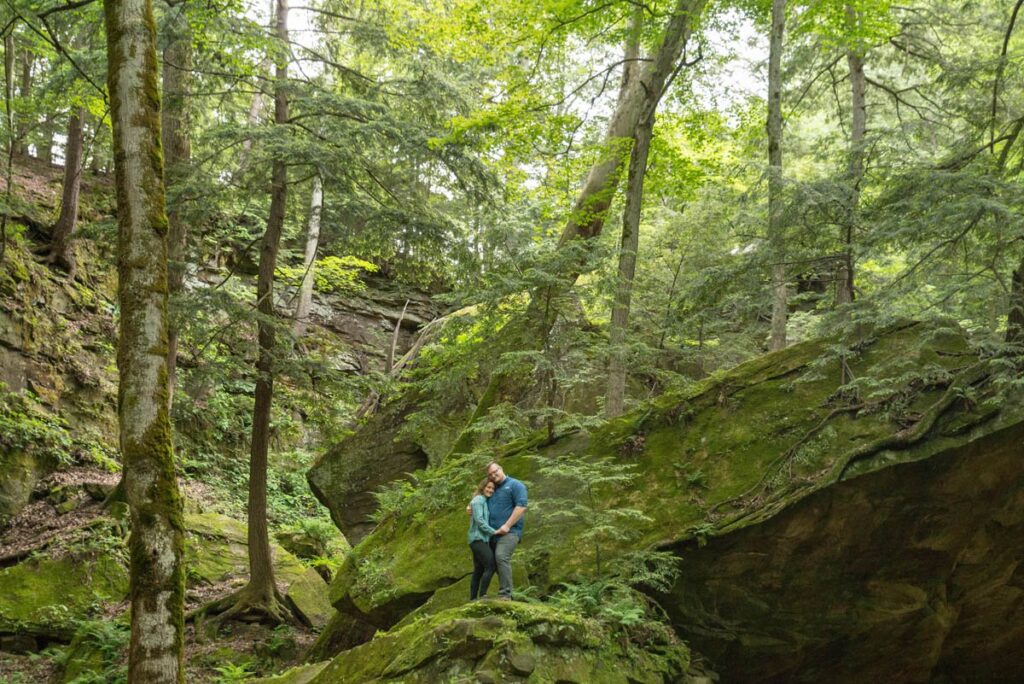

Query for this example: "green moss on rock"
[324,320,1024,673]
[184,512,333,628]
[308,601,689,683]
[0,555,129,639]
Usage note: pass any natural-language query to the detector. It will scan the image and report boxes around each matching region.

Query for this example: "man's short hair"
[485,460,499,472]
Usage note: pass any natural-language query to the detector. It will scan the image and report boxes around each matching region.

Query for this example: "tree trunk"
[4,34,14,158]
[103,0,185,679]
[838,3,865,307]
[39,113,54,163]
[605,119,654,417]
[1008,255,1024,347]
[605,7,645,418]
[767,0,787,350]
[239,0,290,619]
[15,47,32,157]
[450,0,708,452]
[162,6,193,410]
[48,107,86,275]
[293,174,322,339]
[236,0,275,177]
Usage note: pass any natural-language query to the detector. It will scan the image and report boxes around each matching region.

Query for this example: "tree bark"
[1008,255,1024,347]
[4,34,14,158]
[238,0,291,620]
[39,112,54,163]
[605,119,653,417]
[48,107,86,275]
[604,7,645,418]
[103,0,186,679]
[15,47,32,157]
[162,5,193,410]
[293,173,322,339]
[838,3,865,307]
[235,0,275,177]
[767,0,787,350]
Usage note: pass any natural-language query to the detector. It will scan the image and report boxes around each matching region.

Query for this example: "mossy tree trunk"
[837,2,865,307]
[1008,255,1024,347]
[767,0,787,351]
[47,106,86,275]
[15,46,31,157]
[293,173,322,338]
[162,4,192,409]
[605,8,645,418]
[103,0,186,678]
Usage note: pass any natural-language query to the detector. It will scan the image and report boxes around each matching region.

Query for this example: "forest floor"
[0,465,323,682]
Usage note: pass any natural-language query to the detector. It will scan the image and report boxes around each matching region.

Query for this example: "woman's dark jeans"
[469,540,496,599]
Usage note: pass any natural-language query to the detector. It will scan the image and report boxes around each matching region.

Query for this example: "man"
[485,460,527,600]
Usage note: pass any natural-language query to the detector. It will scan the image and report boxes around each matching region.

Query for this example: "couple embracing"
[466,461,528,601]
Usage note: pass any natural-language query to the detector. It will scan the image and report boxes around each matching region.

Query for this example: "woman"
[468,478,498,600]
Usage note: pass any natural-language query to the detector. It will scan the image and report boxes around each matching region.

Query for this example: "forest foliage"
[1,0,1023,677]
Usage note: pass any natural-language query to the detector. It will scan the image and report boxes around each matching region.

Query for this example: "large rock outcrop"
[313,320,1024,682]
[278,602,694,683]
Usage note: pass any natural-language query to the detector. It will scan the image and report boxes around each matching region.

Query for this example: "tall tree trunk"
[838,3,865,307]
[47,107,86,275]
[767,0,787,350]
[39,113,54,163]
[4,34,14,159]
[14,47,31,157]
[605,119,654,417]
[235,0,274,177]
[450,0,708,453]
[605,4,648,418]
[1008,255,1024,347]
[230,0,293,623]
[293,174,322,339]
[162,5,193,410]
[103,0,185,678]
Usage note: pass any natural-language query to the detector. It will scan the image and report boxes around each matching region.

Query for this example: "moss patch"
[0,555,129,639]
[329,320,1024,634]
[307,601,689,684]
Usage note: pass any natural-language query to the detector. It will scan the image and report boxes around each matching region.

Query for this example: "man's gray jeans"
[491,533,520,598]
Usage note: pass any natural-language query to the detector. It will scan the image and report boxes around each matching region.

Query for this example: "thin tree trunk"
[605,7,646,418]
[235,0,274,177]
[237,0,291,621]
[1008,255,1024,347]
[4,35,14,159]
[162,6,193,410]
[39,113,54,163]
[292,174,322,339]
[47,107,86,275]
[767,0,787,350]
[103,0,185,678]
[606,119,653,417]
[15,48,31,157]
[838,3,865,307]
[387,299,409,373]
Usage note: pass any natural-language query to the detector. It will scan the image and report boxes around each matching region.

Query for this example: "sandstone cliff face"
[311,320,1024,681]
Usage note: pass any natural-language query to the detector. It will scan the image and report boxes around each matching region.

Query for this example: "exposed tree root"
[189,582,304,637]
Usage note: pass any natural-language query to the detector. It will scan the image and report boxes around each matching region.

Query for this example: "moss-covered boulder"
[0,555,129,641]
[185,512,334,628]
[317,320,1024,681]
[305,601,689,683]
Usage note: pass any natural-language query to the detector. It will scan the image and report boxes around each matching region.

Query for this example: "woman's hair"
[474,478,492,496]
